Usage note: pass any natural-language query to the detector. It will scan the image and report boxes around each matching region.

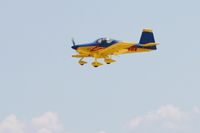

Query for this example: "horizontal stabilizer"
[142,43,159,47]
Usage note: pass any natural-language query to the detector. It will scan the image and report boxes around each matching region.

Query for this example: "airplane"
[71,28,158,67]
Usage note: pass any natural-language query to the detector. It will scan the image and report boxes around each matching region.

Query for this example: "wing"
[72,54,89,58]
[99,42,135,56]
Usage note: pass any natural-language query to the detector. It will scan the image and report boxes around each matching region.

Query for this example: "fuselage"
[71,38,156,57]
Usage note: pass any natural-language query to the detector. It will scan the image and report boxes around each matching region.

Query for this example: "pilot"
[101,38,107,44]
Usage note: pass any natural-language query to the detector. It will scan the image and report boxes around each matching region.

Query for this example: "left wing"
[72,54,89,58]
[99,42,135,56]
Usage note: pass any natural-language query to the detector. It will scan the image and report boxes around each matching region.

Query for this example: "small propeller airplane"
[71,28,158,67]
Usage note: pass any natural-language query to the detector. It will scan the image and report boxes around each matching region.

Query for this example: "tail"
[139,29,158,50]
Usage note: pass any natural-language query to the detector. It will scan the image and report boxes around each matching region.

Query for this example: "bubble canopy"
[95,38,116,44]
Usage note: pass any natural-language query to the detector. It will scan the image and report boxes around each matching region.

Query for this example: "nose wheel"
[92,62,103,67]
[92,58,103,67]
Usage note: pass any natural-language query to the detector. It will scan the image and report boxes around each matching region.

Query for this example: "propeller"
[71,38,78,50]
[72,38,76,46]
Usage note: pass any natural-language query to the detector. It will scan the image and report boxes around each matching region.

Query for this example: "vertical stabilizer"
[139,29,155,44]
[139,29,157,50]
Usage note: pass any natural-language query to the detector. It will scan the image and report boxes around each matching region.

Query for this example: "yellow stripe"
[142,43,159,47]
[143,28,153,32]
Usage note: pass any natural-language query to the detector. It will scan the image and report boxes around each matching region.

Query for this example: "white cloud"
[0,112,68,133]
[129,117,143,128]
[32,112,64,133]
[0,114,25,133]
[128,105,189,129]
[193,106,200,114]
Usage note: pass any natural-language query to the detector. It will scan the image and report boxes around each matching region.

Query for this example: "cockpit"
[95,38,114,44]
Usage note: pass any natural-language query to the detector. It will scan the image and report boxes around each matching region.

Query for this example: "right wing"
[99,42,135,56]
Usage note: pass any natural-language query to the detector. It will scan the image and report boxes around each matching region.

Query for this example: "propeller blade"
[72,38,76,46]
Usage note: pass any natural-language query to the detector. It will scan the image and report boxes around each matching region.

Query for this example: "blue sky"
[0,0,200,133]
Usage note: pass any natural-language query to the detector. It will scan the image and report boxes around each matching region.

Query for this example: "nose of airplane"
[71,45,78,50]
[71,45,75,49]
